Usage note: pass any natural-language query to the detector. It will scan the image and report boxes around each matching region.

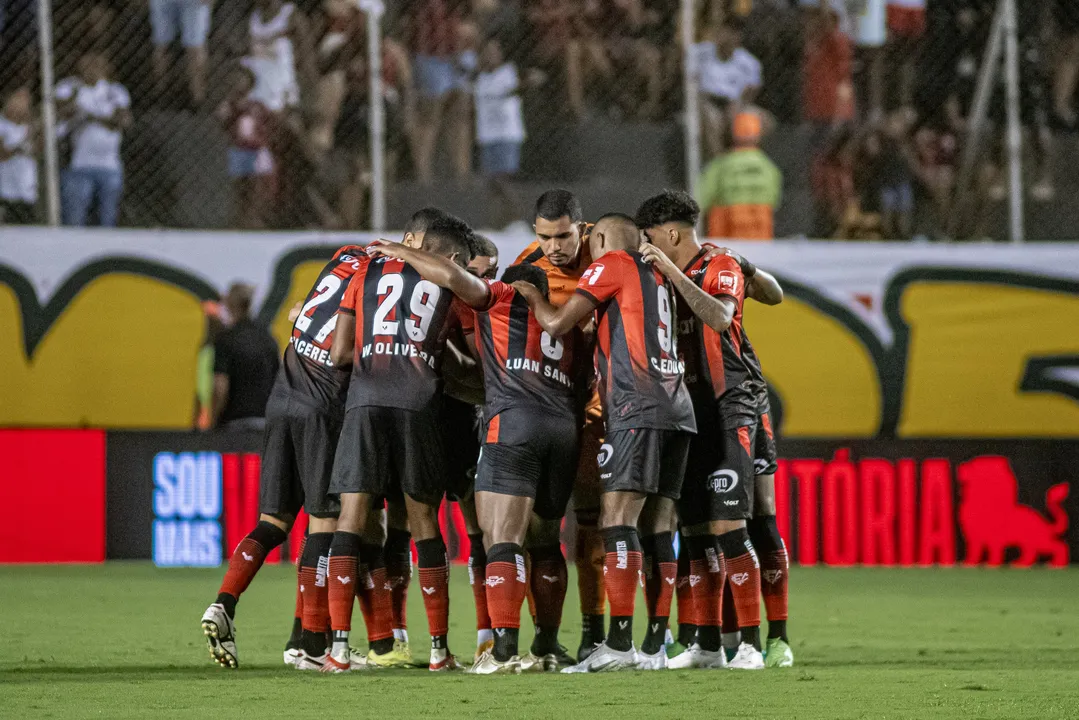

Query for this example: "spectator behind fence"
[244,0,313,113]
[1053,0,1079,129]
[217,65,277,229]
[149,0,212,107]
[696,109,781,241]
[695,17,761,159]
[56,53,131,227]
[212,283,279,431]
[406,0,468,185]
[0,87,37,225]
[474,34,527,228]
[804,0,854,144]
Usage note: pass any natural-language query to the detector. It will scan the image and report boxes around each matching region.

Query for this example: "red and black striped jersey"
[339,255,460,411]
[465,280,586,420]
[678,249,759,425]
[574,251,696,433]
[278,245,367,411]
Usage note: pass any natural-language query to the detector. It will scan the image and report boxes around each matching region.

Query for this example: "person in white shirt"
[474,36,525,178]
[473,36,527,228]
[0,87,38,225]
[56,53,131,227]
[694,18,762,159]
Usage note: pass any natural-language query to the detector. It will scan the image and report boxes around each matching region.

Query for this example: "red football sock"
[642,533,676,620]
[327,532,361,633]
[416,538,450,638]
[718,530,762,630]
[761,548,789,621]
[575,510,606,617]
[529,545,568,630]
[485,543,527,629]
[217,521,287,609]
[467,534,491,631]
[356,544,394,643]
[300,533,333,634]
[385,528,412,632]
[693,536,724,652]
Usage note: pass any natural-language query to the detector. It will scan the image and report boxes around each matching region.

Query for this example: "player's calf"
[467,532,494,659]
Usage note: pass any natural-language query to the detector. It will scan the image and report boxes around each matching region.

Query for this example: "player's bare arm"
[329,312,355,368]
[641,241,736,333]
[370,241,491,308]
[746,269,783,305]
[511,281,597,337]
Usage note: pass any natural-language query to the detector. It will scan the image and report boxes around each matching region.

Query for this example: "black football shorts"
[754,405,778,477]
[441,395,482,502]
[474,407,579,520]
[599,428,691,500]
[329,405,447,507]
[259,393,342,519]
[680,421,757,526]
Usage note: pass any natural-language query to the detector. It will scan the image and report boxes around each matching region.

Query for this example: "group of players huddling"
[200,188,794,674]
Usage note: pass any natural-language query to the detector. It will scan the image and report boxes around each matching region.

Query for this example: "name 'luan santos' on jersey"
[339,255,459,410]
[279,245,367,410]
[574,250,695,433]
[466,279,586,420]
[678,250,759,425]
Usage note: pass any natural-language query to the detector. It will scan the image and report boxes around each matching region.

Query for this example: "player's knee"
[754,474,776,516]
[307,515,337,534]
[259,513,293,532]
[527,516,562,547]
[405,500,440,541]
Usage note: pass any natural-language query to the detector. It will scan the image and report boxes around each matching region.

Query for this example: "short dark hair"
[424,215,475,263]
[634,190,700,229]
[471,233,499,258]
[500,263,549,298]
[534,189,583,223]
[404,206,449,235]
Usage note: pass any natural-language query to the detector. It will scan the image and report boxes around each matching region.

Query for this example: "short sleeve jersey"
[678,250,759,425]
[574,250,696,433]
[470,280,584,420]
[339,256,459,411]
[278,245,367,411]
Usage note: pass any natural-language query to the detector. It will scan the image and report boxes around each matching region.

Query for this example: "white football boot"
[201,603,238,669]
[468,650,522,674]
[635,649,668,670]
[561,643,638,673]
[283,647,304,667]
[727,642,765,670]
[667,643,727,669]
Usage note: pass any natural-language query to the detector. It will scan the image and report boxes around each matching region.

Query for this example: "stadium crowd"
[0,0,1076,239]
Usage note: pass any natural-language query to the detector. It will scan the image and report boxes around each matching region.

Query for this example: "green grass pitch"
[2,564,1078,719]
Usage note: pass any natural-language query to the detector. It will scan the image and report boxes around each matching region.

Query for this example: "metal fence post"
[1002,0,1024,244]
[36,0,61,227]
[682,0,700,204]
[362,0,386,232]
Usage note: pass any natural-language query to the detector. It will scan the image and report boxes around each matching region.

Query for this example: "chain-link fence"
[0,0,1075,240]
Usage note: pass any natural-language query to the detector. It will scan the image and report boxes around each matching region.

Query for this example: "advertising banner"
[2,230,1078,440]
[94,431,1077,568]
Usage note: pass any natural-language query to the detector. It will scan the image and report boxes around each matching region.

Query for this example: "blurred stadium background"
[1,0,1078,717]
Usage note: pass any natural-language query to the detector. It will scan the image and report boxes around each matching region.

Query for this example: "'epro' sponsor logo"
[152,452,222,567]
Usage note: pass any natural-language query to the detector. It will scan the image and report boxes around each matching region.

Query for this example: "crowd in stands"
[0,0,1076,240]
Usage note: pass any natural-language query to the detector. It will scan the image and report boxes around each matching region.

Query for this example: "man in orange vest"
[697,110,782,241]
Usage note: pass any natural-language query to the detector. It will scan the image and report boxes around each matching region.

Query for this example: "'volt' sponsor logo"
[152,452,222,568]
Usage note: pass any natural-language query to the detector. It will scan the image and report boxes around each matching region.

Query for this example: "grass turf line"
[1,564,1078,719]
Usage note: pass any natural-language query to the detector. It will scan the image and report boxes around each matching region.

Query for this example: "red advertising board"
[0,429,107,562]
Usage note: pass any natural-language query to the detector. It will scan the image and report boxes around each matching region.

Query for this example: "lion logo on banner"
[957,456,1070,567]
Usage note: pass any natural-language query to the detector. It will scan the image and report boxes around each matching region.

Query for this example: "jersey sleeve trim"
[574,287,600,305]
